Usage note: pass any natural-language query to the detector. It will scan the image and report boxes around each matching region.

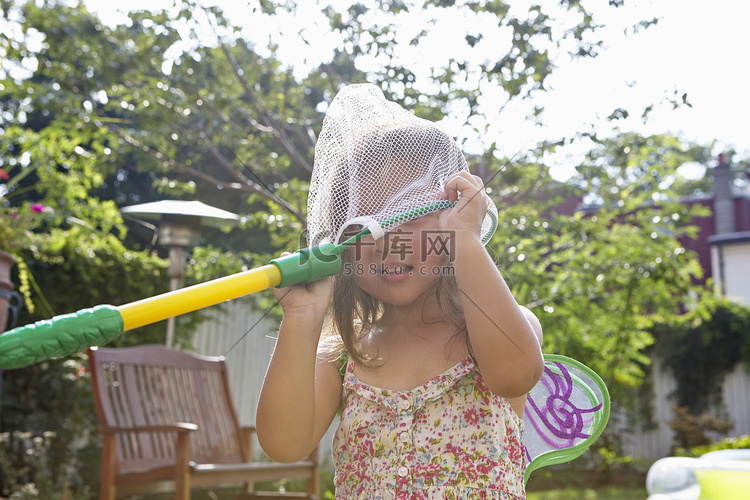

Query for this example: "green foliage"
[0,431,83,499]
[2,6,182,498]
[652,298,750,414]
[0,204,51,258]
[488,133,715,414]
[0,354,97,498]
[322,0,607,124]
[667,405,733,450]
[1,226,169,498]
[2,0,644,253]
[526,457,647,498]
[19,228,168,335]
[675,434,750,458]
[527,486,648,500]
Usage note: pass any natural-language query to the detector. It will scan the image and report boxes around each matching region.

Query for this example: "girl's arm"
[255,264,342,463]
[441,173,544,398]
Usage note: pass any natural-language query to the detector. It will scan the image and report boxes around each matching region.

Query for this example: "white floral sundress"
[333,355,527,499]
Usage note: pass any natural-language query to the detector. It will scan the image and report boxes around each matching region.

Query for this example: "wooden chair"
[88,345,319,500]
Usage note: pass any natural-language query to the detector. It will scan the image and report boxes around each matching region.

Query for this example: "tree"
[3,0,646,231]
[315,0,622,131]
[1,0,663,281]
[459,134,718,414]
[0,0,720,393]
[1,2,171,495]
[1,0,632,312]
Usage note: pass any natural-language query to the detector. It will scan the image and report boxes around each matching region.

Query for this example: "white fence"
[191,299,750,465]
[618,359,750,462]
[190,298,281,429]
[190,298,339,464]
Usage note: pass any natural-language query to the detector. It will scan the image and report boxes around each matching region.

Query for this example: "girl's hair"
[320,244,468,366]
[312,93,472,363]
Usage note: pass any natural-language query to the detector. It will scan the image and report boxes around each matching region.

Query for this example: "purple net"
[524,361,603,461]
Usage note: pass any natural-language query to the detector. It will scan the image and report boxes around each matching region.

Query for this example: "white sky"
[85,0,750,180]
[529,0,750,179]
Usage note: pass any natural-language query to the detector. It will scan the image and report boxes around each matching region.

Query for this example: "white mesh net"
[307,84,497,247]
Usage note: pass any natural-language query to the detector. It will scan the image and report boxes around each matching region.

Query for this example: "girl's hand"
[439,172,490,241]
[272,252,333,321]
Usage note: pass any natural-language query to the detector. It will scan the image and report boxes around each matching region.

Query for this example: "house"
[620,154,750,460]
[703,154,750,305]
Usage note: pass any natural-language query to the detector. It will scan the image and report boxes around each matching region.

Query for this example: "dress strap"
[338,350,349,379]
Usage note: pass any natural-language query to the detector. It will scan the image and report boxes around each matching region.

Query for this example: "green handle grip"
[270,242,342,288]
[0,305,124,370]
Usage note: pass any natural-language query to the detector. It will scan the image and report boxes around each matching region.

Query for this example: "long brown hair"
[321,247,467,367]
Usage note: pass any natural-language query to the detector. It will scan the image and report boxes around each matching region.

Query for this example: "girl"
[256,84,544,499]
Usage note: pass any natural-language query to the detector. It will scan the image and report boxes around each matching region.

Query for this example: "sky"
[529,0,750,179]
[84,0,750,181]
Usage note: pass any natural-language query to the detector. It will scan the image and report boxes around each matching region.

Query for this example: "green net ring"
[336,201,498,251]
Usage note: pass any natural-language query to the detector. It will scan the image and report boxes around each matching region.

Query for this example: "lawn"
[87,465,651,499]
[525,465,649,500]
[527,486,648,500]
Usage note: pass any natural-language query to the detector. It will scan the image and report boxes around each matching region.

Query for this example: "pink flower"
[74,365,87,379]
[475,463,492,475]
[30,203,46,213]
[463,408,480,426]
[0,168,9,180]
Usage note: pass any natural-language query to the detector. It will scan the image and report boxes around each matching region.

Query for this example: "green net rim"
[335,201,498,252]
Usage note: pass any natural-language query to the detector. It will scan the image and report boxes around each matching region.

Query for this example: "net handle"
[336,201,498,249]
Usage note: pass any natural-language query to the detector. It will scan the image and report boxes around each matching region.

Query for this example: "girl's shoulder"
[315,332,349,379]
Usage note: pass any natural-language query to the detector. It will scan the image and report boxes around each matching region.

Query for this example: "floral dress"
[333,355,526,499]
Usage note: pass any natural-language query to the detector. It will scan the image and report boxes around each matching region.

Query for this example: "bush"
[675,434,750,458]
[0,354,98,499]
[668,405,733,450]
[0,430,93,499]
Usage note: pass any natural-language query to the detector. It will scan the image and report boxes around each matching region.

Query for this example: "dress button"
[397,466,409,477]
[398,399,410,411]
[398,431,410,443]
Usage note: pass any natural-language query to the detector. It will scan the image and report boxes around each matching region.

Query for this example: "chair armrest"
[101,423,199,434]
[239,426,255,461]
[241,425,256,434]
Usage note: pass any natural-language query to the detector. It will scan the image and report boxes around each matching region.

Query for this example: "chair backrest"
[89,345,245,473]
[523,354,610,484]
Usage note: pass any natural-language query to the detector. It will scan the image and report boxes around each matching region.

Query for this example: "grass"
[527,486,648,500]
[139,478,649,500]
[150,464,650,499]
[250,466,650,500]
[525,464,649,500]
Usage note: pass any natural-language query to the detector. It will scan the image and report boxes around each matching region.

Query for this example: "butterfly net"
[307,84,497,247]
[523,357,608,468]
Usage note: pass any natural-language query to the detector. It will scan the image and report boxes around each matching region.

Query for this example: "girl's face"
[346,213,451,307]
